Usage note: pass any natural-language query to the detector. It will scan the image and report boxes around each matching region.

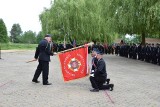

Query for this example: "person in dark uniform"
[90,48,110,84]
[97,43,105,54]
[52,42,58,52]
[151,44,157,64]
[89,50,114,92]
[115,43,120,56]
[128,43,133,58]
[132,44,137,59]
[157,44,160,65]
[141,44,146,61]
[58,43,65,52]
[66,43,73,50]
[32,34,53,85]
[137,43,142,60]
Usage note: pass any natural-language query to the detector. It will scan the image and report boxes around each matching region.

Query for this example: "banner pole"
[26,42,93,63]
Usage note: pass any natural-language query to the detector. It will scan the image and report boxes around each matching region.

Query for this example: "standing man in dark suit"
[32,34,53,85]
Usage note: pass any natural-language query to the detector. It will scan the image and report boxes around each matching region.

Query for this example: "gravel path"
[0,51,160,107]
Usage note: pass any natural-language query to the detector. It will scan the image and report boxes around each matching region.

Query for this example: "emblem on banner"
[68,58,81,72]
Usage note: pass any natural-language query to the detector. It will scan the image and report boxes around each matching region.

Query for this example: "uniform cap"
[97,51,104,55]
[45,34,52,37]
[92,48,99,53]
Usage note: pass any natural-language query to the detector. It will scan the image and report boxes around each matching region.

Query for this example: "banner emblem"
[68,58,81,72]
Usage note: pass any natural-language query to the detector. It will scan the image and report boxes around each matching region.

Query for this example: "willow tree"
[39,0,115,44]
[147,1,160,39]
[106,0,160,44]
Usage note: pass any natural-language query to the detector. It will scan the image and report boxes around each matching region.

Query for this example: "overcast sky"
[0,0,52,35]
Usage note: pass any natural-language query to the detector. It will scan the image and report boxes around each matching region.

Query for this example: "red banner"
[58,47,88,81]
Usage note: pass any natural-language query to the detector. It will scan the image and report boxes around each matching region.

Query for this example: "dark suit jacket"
[34,39,53,62]
[94,58,107,78]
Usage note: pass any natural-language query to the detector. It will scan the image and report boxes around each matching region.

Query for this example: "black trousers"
[32,60,49,84]
[90,76,110,90]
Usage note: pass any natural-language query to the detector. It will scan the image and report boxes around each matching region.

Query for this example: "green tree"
[106,0,160,44]
[39,0,160,44]
[21,30,36,44]
[36,31,44,43]
[10,23,22,43]
[39,0,115,44]
[0,18,9,43]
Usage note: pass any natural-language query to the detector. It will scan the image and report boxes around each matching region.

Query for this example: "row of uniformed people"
[52,42,115,55]
[114,43,160,65]
[88,44,115,54]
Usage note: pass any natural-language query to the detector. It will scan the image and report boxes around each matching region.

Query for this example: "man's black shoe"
[110,84,114,91]
[43,83,52,85]
[32,80,40,83]
[90,89,99,92]
[106,78,110,84]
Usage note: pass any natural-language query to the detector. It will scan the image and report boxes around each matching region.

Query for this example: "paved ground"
[0,50,160,107]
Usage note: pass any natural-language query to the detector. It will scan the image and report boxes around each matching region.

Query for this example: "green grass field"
[0,43,38,50]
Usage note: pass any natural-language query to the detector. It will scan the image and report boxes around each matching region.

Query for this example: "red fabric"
[59,47,88,81]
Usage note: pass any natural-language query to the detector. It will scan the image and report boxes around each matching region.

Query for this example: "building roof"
[145,38,160,44]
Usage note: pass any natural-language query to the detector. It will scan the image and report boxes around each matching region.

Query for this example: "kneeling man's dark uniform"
[90,51,114,92]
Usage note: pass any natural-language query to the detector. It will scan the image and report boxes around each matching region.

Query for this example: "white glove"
[53,52,57,55]
[90,73,94,77]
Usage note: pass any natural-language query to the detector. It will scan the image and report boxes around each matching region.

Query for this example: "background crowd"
[52,40,160,66]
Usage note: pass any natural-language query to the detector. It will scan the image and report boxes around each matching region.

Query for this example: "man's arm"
[45,42,54,56]
[94,60,105,76]
[34,46,40,59]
